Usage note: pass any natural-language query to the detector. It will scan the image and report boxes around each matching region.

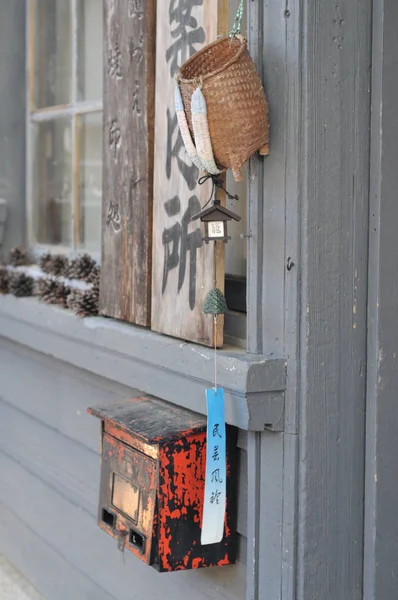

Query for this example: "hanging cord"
[229,0,245,38]
[198,173,239,209]
[214,315,218,390]
[213,238,218,391]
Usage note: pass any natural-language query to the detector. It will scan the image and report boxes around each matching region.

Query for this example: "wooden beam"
[100,0,156,326]
[364,1,398,598]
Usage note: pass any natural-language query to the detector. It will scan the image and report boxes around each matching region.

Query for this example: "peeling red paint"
[89,396,237,572]
[192,557,204,569]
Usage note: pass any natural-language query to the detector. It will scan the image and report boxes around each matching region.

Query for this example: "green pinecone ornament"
[203,287,228,315]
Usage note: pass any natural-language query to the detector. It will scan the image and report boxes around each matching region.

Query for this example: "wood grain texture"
[151,0,224,347]
[297,1,372,599]
[364,1,398,598]
[100,0,156,326]
[0,338,139,453]
[0,397,99,517]
[0,449,246,600]
[0,501,115,600]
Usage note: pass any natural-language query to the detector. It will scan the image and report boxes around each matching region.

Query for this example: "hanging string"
[198,173,239,210]
[214,315,218,391]
[229,0,245,38]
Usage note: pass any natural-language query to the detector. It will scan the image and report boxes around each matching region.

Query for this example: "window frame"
[26,0,103,259]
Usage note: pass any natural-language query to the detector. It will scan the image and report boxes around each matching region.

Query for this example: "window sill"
[0,295,286,431]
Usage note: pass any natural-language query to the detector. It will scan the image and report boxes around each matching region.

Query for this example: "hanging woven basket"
[176,35,269,182]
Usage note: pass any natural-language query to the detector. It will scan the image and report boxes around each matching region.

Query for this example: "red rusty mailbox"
[88,395,237,572]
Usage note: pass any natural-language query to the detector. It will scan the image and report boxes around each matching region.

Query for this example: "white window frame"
[26,0,103,259]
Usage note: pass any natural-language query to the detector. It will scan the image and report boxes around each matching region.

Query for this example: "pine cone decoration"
[66,288,82,312]
[51,254,69,276]
[37,277,71,308]
[8,247,31,267]
[203,287,228,315]
[66,254,96,281]
[87,264,100,285]
[39,252,53,274]
[0,266,9,294]
[9,273,34,297]
[54,281,71,308]
[67,285,99,317]
[37,278,58,304]
[40,252,69,276]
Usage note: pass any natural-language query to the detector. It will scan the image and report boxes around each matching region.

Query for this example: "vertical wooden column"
[100,0,156,326]
[151,0,224,347]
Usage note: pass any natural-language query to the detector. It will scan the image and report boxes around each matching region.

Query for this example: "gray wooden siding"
[0,338,246,600]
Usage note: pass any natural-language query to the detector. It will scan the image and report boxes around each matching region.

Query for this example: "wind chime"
[174,0,269,546]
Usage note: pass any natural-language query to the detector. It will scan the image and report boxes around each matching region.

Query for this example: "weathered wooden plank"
[364,1,398,598]
[151,0,224,347]
[297,1,372,599]
[100,0,156,326]
[0,501,115,600]
[0,338,139,453]
[0,450,246,600]
[0,397,99,517]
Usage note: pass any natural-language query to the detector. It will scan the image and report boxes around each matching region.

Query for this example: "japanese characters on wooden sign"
[152,0,225,347]
[100,0,156,326]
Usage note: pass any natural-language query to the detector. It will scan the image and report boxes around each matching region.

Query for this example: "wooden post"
[151,0,224,347]
[100,0,156,326]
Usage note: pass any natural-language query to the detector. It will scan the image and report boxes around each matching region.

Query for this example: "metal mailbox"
[88,395,237,572]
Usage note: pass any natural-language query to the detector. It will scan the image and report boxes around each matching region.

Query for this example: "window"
[28,0,103,256]
[25,0,251,348]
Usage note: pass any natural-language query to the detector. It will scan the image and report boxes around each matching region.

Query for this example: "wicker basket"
[177,35,269,182]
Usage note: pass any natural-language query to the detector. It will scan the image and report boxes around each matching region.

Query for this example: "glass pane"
[77,112,102,252]
[34,0,72,108]
[77,0,103,101]
[32,119,72,245]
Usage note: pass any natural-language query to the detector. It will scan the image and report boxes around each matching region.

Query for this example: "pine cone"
[39,252,53,274]
[9,273,34,297]
[203,287,228,315]
[0,266,9,294]
[67,285,99,317]
[87,264,100,285]
[79,287,99,317]
[66,288,83,312]
[37,278,58,304]
[40,253,69,276]
[8,247,31,267]
[66,254,96,281]
[54,281,71,308]
[51,254,69,276]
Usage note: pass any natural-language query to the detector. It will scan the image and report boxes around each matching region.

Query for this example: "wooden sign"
[100,0,156,326]
[152,0,226,347]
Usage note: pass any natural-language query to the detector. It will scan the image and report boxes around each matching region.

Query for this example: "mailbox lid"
[89,396,207,443]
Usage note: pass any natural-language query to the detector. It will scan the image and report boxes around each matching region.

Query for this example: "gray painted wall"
[0,0,26,256]
[0,338,247,600]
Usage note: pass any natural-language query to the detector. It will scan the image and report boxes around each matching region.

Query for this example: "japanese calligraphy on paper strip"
[152,0,225,347]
